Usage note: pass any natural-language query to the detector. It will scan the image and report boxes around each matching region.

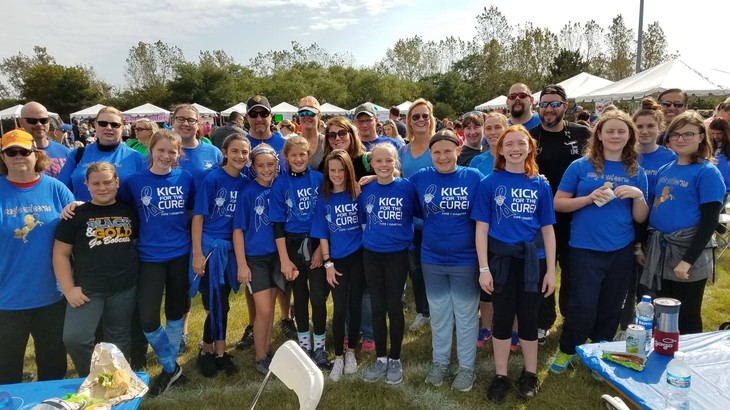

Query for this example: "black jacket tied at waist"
[487,233,543,293]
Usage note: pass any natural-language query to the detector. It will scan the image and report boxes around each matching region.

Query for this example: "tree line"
[0,6,674,121]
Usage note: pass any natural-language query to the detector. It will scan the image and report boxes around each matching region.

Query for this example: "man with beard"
[529,85,591,345]
[245,95,286,158]
[19,102,70,178]
[507,83,541,130]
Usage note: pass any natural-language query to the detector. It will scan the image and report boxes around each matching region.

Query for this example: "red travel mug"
[653,298,681,356]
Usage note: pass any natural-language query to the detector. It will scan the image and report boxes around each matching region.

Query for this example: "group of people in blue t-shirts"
[1,91,727,404]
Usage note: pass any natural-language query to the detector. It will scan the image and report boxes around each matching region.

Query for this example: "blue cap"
[61,124,72,132]
[641,295,652,303]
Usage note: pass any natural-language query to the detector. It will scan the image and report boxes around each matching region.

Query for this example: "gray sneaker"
[385,360,403,384]
[363,360,388,382]
[425,362,449,386]
[451,367,475,392]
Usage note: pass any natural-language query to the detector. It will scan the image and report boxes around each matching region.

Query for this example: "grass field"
[23,257,730,409]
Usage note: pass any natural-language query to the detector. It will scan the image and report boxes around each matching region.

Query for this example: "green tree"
[474,6,512,46]
[604,15,636,80]
[0,46,56,97]
[124,41,184,91]
[381,36,429,82]
[20,64,104,115]
[507,24,559,87]
[581,20,607,76]
[168,50,249,109]
[549,49,589,83]
[641,21,669,70]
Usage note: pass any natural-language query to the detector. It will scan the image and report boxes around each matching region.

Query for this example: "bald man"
[18,102,70,178]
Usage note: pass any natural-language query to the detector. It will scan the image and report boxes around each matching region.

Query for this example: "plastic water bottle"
[635,295,654,352]
[666,351,691,409]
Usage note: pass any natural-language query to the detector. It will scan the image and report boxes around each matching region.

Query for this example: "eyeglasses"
[326,129,349,140]
[508,92,531,100]
[298,110,317,118]
[410,113,430,121]
[174,117,198,125]
[660,101,686,109]
[539,101,567,109]
[248,110,270,119]
[667,131,702,142]
[23,117,50,125]
[134,127,149,132]
[3,148,33,157]
[97,121,122,129]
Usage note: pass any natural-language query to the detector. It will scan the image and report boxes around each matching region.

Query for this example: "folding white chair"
[716,207,730,259]
[601,394,631,410]
[250,340,324,410]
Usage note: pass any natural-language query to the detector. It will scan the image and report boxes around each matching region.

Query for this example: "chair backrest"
[269,340,324,410]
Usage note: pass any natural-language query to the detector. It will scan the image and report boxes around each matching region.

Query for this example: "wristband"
[479,267,490,273]
[634,249,644,256]
[324,261,335,269]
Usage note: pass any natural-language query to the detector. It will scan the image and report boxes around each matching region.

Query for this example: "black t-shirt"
[55,201,139,293]
[395,120,407,139]
[530,121,591,195]
[458,145,485,167]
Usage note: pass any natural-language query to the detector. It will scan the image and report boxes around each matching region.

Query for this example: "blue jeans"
[422,263,479,370]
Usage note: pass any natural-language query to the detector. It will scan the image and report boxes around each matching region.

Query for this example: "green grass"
[23,256,730,409]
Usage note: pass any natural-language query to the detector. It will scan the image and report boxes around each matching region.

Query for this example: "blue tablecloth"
[0,372,148,410]
[577,330,730,410]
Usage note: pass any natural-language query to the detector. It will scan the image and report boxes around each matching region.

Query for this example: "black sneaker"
[197,350,218,378]
[215,353,239,376]
[487,375,510,404]
[311,347,331,369]
[280,319,298,339]
[517,369,538,398]
[236,325,254,350]
[149,364,183,397]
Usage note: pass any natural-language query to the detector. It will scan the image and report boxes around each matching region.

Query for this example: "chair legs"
[250,370,273,410]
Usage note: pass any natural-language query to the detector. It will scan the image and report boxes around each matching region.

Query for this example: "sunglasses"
[660,101,686,109]
[134,127,149,132]
[539,101,566,109]
[508,92,530,100]
[410,113,430,121]
[326,129,349,140]
[298,110,317,118]
[248,110,270,119]
[3,148,33,157]
[97,120,122,129]
[23,117,50,125]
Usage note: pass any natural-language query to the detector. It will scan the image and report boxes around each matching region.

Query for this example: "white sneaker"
[344,351,358,374]
[329,358,344,381]
[409,314,430,332]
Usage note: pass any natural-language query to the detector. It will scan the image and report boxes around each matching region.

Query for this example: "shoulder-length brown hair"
[586,110,640,176]
[665,111,713,164]
[324,117,365,160]
[322,149,358,201]
[493,125,539,177]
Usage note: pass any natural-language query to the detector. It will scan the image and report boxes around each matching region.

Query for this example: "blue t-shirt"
[193,167,249,240]
[359,178,419,253]
[180,141,223,186]
[511,112,542,131]
[40,140,71,178]
[410,166,483,265]
[399,144,432,178]
[310,191,362,259]
[362,135,403,152]
[119,168,195,263]
[558,157,648,251]
[247,132,286,159]
[714,154,730,193]
[472,171,555,258]
[650,160,725,233]
[469,151,495,177]
[58,143,146,201]
[233,180,277,256]
[269,169,323,234]
[639,146,677,193]
[0,175,75,309]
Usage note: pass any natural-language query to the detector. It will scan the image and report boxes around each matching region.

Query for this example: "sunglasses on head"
[97,120,122,129]
[248,110,270,119]
[410,113,430,121]
[539,101,566,109]
[326,129,349,140]
[660,101,685,109]
[23,117,50,125]
[508,92,530,100]
[3,148,33,157]
[298,110,317,118]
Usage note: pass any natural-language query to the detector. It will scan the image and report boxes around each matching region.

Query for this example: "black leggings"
[658,278,707,334]
[200,275,232,344]
[491,257,547,342]
[287,235,328,335]
[138,254,190,332]
[363,248,409,359]
[331,248,365,356]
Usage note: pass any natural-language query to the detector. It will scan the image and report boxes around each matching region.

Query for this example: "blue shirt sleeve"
[557,159,582,194]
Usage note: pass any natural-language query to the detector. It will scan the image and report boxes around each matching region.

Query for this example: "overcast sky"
[2,0,727,89]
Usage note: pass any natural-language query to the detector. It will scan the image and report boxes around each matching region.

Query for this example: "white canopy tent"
[70,104,106,120]
[575,59,730,102]
[350,102,390,122]
[271,102,298,116]
[121,103,170,123]
[0,104,62,120]
[530,72,614,101]
[220,102,247,117]
[396,101,412,113]
[319,102,349,115]
[192,103,218,117]
[475,95,508,111]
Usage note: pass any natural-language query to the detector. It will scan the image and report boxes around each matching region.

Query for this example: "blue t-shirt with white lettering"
[359,178,419,253]
[650,160,725,233]
[472,170,555,258]
[558,157,648,251]
[363,135,403,152]
[40,140,70,178]
[310,191,362,259]
[180,141,223,186]
[469,151,495,176]
[233,180,276,256]
[639,146,677,194]
[714,154,730,193]
[193,167,249,240]
[410,166,483,265]
[269,169,323,234]
[119,168,195,262]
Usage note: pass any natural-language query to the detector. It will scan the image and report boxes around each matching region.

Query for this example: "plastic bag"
[76,343,148,406]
